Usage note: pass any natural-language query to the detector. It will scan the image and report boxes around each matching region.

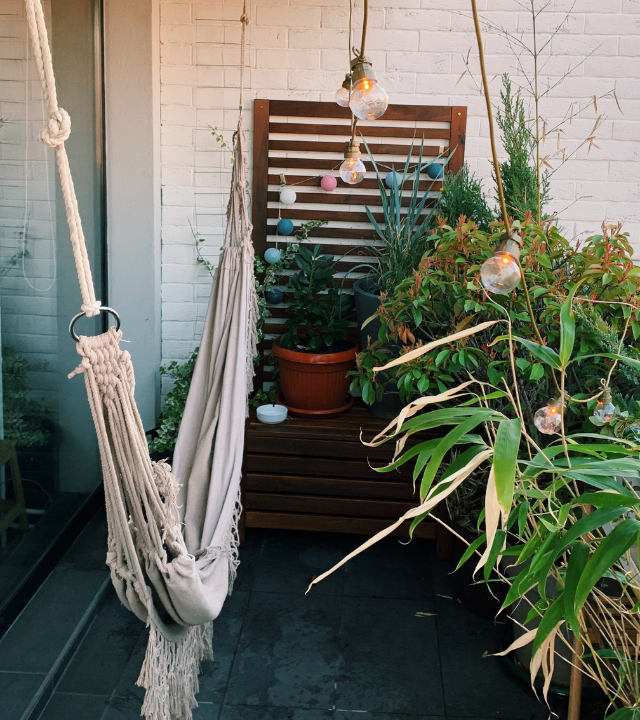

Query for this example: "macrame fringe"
[138,621,214,720]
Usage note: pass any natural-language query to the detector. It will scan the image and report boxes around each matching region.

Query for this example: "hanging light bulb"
[480,232,522,295]
[534,398,563,435]
[339,139,365,185]
[593,383,617,423]
[335,74,351,108]
[349,56,389,121]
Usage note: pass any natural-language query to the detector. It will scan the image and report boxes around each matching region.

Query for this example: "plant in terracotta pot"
[273,244,356,416]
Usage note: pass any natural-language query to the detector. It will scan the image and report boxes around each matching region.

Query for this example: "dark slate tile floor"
[7,526,553,720]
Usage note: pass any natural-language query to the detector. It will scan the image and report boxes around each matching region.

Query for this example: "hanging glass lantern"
[349,57,389,121]
[480,233,522,295]
[534,398,563,435]
[335,74,351,108]
[593,384,617,423]
[339,139,365,185]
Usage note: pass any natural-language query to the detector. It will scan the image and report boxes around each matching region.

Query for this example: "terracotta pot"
[272,339,357,415]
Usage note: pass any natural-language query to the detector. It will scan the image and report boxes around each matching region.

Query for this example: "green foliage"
[437,164,494,232]
[496,74,550,221]
[352,220,640,441]
[361,139,445,296]
[1,347,50,447]
[279,244,353,352]
[147,348,198,455]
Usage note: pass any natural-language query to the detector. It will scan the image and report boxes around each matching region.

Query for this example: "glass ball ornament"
[264,247,281,264]
[385,170,400,189]
[426,163,444,180]
[335,85,350,108]
[339,156,366,185]
[277,218,294,236]
[349,80,389,121]
[480,250,522,295]
[593,386,617,423]
[279,187,297,205]
[534,400,563,435]
[320,174,337,192]
[265,287,284,305]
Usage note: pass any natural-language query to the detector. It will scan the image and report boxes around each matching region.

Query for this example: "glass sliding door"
[0,0,105,613]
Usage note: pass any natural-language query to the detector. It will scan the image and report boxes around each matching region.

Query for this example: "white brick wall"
[160,0,639,372]
[0,0,59,411]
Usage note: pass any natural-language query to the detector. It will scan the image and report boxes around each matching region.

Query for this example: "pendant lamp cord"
[24,0,101,317]
[239,1,250,114]
[470,0,511,235]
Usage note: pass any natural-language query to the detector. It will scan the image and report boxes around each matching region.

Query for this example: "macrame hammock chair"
[23,1,257,718]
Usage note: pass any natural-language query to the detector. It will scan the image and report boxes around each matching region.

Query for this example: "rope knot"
[240,11,250,24]
[39,108,71,148]
[81,300,102,318]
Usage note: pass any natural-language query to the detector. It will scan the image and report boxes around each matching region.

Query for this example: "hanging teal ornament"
[426,163,444,179]
[277,218,294,236]
[385,170,400,188]
[266,287,284,305]
[264,247,281,264]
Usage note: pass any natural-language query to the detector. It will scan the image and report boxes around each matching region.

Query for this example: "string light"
[340,139,365,185]
[534,398,563,435]
[480,232,522,295]
[593,382,617,423]
[335,74,351,108]
[349,56,388,121]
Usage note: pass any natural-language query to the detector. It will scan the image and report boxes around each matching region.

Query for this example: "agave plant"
[311,264,640,718]
[358,139,453,297]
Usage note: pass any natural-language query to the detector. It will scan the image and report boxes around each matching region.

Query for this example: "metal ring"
[69,306,121,342]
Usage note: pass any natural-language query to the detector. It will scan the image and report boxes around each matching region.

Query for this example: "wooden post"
[568,627,584,720]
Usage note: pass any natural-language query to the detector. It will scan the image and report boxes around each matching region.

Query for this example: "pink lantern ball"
[320,174,338,192]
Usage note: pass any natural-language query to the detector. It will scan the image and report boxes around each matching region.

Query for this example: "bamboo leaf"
[496,335,561,370]
[574,517,640,613]
[493,418,521,517]
[559,280,584,368]
[455,532,486,570]
[564,541,590,636]
[532,592,565,658]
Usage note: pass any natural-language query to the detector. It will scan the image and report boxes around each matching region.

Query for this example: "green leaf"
[559,280,584,368]
[575,492,640,509]
[493,418,521,514]
[574,517,640,613]
[501,335,561,370]
[564,541,590,636]
[529,364,545,381]
[532,592,565,658]
[484,529,506,582]
[455,533,486,570]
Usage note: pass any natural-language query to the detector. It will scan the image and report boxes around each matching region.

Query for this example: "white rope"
[24,0,100,317]
[239,1,250,112]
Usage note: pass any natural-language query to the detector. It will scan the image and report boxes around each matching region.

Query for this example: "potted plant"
[273,244,356,416]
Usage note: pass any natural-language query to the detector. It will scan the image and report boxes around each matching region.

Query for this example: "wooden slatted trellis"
[251,99,467,391]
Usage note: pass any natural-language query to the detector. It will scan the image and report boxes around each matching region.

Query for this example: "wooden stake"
[568,633,584,720]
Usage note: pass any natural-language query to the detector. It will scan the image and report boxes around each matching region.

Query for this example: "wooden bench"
[242,401,451,558]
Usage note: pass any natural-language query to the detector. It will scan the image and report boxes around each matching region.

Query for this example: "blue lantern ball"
[385,170,400,188]
[265,287,284,305]
[427,163,444,179]
[264,247,281,264]
[277,218,294,236]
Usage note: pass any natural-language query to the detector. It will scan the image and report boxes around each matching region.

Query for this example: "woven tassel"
[137,622,214,720]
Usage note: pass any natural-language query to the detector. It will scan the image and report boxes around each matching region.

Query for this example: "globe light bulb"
[480,234,522,295]
[593,385,617,423]
[339,156,366,185]
[335,74,351,108]
[349,81,389,121]
[534,399,563,435]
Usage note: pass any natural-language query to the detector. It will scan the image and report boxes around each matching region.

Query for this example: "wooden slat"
[246,435,402,462]
[269,140,447,156]
[268,175,442,192]
[269,123,452,140]
[269,100,453,123]
[448,106,467,177]
[245,511,437,539]
[244,453,412,480]
[266,207,434,223]
[266,225,380,241]
[246,473,417,500]
[246,492,416,518]
[266,191,438,207]
[269,155,439,171]
[264,243,378,259]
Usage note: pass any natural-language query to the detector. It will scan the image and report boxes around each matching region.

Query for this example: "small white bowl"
[256,403,288,424]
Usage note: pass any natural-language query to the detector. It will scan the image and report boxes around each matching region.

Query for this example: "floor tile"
[104,695,219,719]
[234,531,264,593]
[250,530,348,597]
[110,625,149,702]
[55,511,108,573]
[58,588,143,695]
[0,567,109,673]
[197,590,250,704]
[225,591,342,709]
[39,692,110,720]
[435,590,546,720]
[0,671,46,720]
[343,537,433,600]
[220,706,334,720]
[336,596,444,716]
